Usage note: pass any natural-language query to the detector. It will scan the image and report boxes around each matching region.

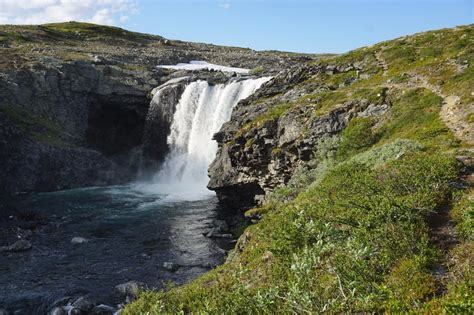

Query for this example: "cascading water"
[138,77,271,200]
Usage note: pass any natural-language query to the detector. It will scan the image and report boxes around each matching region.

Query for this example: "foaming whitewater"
[137,77,271,200]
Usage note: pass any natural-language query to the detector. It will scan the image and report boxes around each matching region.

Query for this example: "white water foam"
[136,77,271,201]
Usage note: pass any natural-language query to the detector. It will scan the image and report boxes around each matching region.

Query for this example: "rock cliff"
[208,63,390,208]
[0,22,323,194]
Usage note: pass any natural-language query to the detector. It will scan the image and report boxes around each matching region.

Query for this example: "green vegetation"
[249,66,265,75]
[336,117,378,159]
[0,105,68,147]
[237,102,292,137]
[0,31,32,45]
[41,22,160,43]
[379,88,460,149]
[0,21,162,47]
[127,25,473,314]
[451,189,474,241]
[127,151,461,314]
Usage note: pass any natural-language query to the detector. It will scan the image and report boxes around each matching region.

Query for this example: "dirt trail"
[427,202,459,294]
[414,75,473,145]
[374,51,389,77]
[374,51,473,294]
[376,52,473,145]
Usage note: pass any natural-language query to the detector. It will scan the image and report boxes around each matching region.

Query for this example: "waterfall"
[137,77,271,200]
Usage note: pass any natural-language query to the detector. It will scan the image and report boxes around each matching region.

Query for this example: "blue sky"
[129,0,473,53]
[1,0,473,53]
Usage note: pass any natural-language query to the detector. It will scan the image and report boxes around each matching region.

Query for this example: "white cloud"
[0,0,138,25]
[219,3,231,10]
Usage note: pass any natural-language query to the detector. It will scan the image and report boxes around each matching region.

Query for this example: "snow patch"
[157,61,250,74]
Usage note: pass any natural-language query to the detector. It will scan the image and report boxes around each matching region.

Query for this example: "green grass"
[336,117,379,159]
[41,22,161,43]
[1,105,69,147]
[126,152,460,314]
[379,88,460,149]
[451,189,474,241]
[237,102,292,137]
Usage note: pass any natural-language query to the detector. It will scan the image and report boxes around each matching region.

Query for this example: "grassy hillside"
[126,25,473,314]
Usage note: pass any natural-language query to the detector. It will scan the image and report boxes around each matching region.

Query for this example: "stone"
[48,307,67,315]
[205,228,218,238]
[114,281,145,299]
[50,296,73,308]
[162,262,179,272]
[0,309,10,315]
[71,237,88,244]
[206,231,233,239]
[90,304,115,315]
[69,307,82,315]
[212,219,229,232]
[72,297,95,313]
[0,239,32,253]
[207,61,392,209]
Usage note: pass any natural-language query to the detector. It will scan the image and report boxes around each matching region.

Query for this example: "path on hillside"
[413,75,473,146]
[374,51,474,295]
[374,51,473,145]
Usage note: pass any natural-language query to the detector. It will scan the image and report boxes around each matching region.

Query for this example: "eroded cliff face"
[208,64,390,209]
[0,61,160,193]
[0,22,321,195]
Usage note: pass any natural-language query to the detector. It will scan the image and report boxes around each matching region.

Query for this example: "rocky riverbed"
[0,186,236,315]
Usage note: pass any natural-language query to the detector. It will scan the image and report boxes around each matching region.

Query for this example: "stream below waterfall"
[0,75,271,314]
[0,185,231,314]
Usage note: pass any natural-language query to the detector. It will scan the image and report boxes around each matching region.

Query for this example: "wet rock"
[212,219,229,232]
[90,304,115,315]
[205,228,218,238]
[0,239,32,253]
[142,79,187,168]
[114,281,145,300]
[17,228,33,239]
[72,297,95,313]
[48,307,67,315]
[162,262,179,272]
[200,262,219,269]
[205,230,233,239]
[69,307,82,315]
[71,237,88,244]
[214,233,233,239]
[50,296,73,308]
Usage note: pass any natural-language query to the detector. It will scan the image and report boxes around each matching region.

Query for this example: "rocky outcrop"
[0,109,125,193]
[208,65,390,209]
[141,77,189,170]
[0,61,160,194]
[0,22,324,195]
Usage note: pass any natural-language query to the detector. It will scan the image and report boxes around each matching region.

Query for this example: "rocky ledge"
[208,63,390,208]
[0,22,324,195]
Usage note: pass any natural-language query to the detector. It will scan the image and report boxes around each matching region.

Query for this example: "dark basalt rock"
[90,304,116,315]
[141,77,188,171]
[114,281,145,301]
[0,239,32,253]
[0,23,326,196]
[0,61,158,195]
[207,65,390,210]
